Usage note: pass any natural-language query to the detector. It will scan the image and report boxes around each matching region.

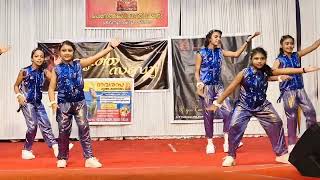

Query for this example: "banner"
[84,78,133,125]
[86,0,168,28]
[171,35,251,121]
[38,40,168,90]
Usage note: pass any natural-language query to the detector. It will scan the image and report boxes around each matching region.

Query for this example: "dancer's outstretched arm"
[223,32,260,58]
[298,39,320,57]
[80,39,120,68]
[206,70,243,112]
[272,66,320,76]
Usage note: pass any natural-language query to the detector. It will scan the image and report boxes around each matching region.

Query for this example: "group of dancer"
[196,29,320,166]
[11,39,120,168]
[2,29,320,168]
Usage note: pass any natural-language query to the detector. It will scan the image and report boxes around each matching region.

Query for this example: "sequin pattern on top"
[238,66,269,109]
[277,52,304,92]
[55,59,85,103]
[198,48,223,85]
[19,65,45,104]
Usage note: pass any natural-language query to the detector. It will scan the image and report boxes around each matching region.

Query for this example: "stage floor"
[0,137,317,180]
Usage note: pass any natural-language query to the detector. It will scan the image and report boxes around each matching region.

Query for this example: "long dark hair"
[278,35,294,56]
[31,48,44,58]
[59,40,76,51]
[204,29,222,47]
[250,47,272,76]
[58,40,76,61]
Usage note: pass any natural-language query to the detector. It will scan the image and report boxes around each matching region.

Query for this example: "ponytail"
[261,64,273,77]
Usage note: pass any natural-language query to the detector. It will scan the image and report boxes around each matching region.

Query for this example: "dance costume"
[228,66,288,158]
[19,66,57,150]
[198,48,233,137]
[55,59,94,160]
[277,52,316,145]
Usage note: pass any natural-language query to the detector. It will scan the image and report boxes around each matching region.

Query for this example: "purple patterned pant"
[200,84,233,138]
[21,102,57,150]
[282,89,317,145]
[56,100,94,160]
[228,100,288,158]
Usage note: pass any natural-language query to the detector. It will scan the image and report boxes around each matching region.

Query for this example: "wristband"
[212,100,222,108]
[303,68,306,73]
[196,82,204,88]
[15,93,24,98]
[48,101,57,107]
[278,76,283,82]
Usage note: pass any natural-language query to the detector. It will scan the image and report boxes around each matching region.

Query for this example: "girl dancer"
[14,48,71,159]
[207,47,319,166]
[48,39,120,168]
[273,35,320,152]
[195,29,260,153]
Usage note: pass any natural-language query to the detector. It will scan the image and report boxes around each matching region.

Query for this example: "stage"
[0,137,317,180]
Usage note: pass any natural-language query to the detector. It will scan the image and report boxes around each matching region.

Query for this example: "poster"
[84,78,134,125]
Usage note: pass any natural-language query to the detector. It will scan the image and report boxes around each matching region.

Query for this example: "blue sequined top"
[19,66,45,104]
[198,48,223,85]
[277,52,304,92]
[55,59,85,103]
[239,66,268,109]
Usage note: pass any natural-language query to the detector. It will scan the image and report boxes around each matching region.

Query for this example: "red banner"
[86,0,168,28]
